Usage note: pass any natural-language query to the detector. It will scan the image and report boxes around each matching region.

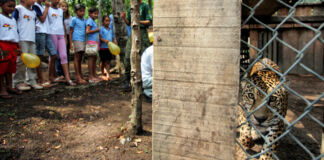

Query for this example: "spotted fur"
[238,58,288,160]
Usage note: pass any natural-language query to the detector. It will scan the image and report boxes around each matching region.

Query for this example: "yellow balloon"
[148,32,153,43]
[108,42,120,56]
[21,53,41,68]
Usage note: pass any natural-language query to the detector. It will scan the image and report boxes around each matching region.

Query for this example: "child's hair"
[102,15,110,23]
[59,1,70,19]
[74,4,85,12]
[0,0,15,5]
[88,7,98,14]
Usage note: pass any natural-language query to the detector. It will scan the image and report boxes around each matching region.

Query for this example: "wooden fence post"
[152,0,241,159]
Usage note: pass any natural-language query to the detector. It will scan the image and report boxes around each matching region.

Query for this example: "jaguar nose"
[254,116,267,124]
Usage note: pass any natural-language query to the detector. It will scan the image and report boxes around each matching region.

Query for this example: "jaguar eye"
[248,93,254,99]
[270,96,277,102]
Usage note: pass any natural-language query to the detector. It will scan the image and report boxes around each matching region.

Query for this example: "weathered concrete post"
[152,0,241,159]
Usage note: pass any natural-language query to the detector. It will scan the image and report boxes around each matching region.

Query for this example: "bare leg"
[0,75,9,96]
[61,63,75,86]
[5,73,21,94]
[104,61,111,80]
[74,52,86,84]
[36,65,44,84]
[48,55,57,82]
[88,56,96,80]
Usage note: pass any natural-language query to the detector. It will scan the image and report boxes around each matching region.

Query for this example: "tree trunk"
[128,0,142,135]
[110,0,128,75]
[97,0,102,28]
[152,0,241,159]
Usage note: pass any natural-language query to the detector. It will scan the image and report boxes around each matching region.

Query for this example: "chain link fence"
[237,0,324,159]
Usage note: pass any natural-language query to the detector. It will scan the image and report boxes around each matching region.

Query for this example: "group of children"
[0,0,117,99]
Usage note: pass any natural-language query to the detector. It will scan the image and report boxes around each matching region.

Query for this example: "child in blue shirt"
[99,15,117,81]
[86,7,101,83]
[69,4,87,85]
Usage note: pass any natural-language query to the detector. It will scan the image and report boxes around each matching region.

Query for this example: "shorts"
[99,48,113,62]
[73,41,85,53]
[0,41,19,74]
[35,33,57,56]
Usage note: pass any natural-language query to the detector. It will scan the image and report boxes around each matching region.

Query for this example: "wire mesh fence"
[237,0,324,159]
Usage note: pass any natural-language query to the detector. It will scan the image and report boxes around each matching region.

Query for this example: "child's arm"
[69,27,74,48]
[99,35,109,44]
[34,2,50,23]
[86,25,100,34]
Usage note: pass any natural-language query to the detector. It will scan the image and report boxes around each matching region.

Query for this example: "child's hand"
[44,1,51,8]
[105,40,110,44]
[120,12,126,19]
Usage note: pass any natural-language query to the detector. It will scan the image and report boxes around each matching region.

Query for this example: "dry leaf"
[97,146,104,150]
[54,133,59,137]
[114,146,119,150]
[136,150,143,154]
[54,145,61,149]
[9,118,14,121]
[38,132,43,135]
[23,139,28,143]
[134,138,142,143]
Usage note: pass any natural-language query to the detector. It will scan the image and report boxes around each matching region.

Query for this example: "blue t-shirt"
[70,17,86,42]
[99,26,115,49]
[86,17,98,41]
[126,25,131,37]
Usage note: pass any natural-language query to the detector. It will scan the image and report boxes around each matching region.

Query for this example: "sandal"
[88,78,101,84]
[7,88,22,95]
[53,76,65,83]
[67,80,76,86]
[41,82,55,88]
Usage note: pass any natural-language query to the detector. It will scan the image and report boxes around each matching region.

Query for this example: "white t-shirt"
[48,7,64,35]
[64,16,72,35]
[34,3,49,34]
[14,5,36,42]
[141,45,153,82]
[0,14,19,42]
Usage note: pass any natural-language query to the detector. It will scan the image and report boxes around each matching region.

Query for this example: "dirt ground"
[0,71,323,159]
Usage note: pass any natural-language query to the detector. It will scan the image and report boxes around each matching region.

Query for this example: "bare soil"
[0,74,322,160]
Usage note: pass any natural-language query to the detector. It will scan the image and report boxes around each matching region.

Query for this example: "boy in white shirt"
[33,0,57,87]
[141,45,153,102]
[12,0,43,90]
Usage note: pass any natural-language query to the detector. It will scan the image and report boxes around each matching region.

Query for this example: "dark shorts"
[99,48,113,62]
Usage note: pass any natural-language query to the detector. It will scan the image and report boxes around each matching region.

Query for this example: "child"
[0,0,21,98]
[69,4,87,84]
[48,0,75,86]
[99,15,117,81]
[86,7,101,83]
[13,0,43,90]
[33,0,57,87]
[55,0,72,81]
